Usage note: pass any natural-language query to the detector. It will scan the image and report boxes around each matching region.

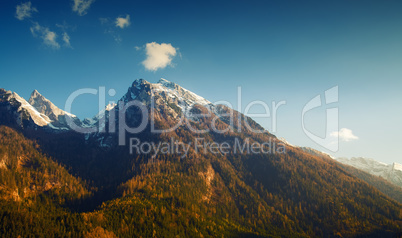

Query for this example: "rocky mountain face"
[87,78,232,129]
[336,157,402,188]
[28,89,82,129]
[83,78,265,148]
[0,88,51,128]
[0,79,401,237]
[0,88,82,131]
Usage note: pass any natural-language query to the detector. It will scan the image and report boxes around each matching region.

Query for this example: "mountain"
[85,78,264,148]
[336,157,402,188]
[87,78,216,128]
[126,78,214,114]
[0,125,94,237]
[28,89,82,130]
[0,88,81,131]
[0,79,402,237]
[0,88,51,128]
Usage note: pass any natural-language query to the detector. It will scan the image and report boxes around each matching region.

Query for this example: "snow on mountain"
[105,102,117,111]
[0,88,85,131]
[155,78,214,118]
[28,90,80,130]
[393,163,402,172]
[29,90,76,119]
[336,157,402,188]
[0,89,51,127]
[82,78,220,132]
[13,91,51,126]
[81,78,219,147]
[119,78,215,121]
[156,78,212,106]
[127,78,212,108]
[0,78,261,136]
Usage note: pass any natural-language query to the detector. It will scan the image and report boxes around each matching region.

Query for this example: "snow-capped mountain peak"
[119,78,214,120]
[29,90,76,120]
[0,88,55,127]
[28,90,81,130]
[155,78,211,106]
[11,91,52,127]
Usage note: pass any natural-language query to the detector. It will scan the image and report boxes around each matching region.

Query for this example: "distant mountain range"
[279,138,402,190]
[0,79,401,237]
[279,139,402,203]
[336,157,402,188]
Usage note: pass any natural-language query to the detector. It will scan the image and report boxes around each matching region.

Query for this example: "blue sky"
[1,0,402,164]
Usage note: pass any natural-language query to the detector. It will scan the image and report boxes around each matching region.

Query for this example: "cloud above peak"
[142,42,178,71]
[72,0,95,16]
[15,2,38,21]
[330,128,358,142]
[116,15,131,29]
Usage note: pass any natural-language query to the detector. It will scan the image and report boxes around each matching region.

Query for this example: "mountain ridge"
[29,89,83,130]
[0,88,83,131]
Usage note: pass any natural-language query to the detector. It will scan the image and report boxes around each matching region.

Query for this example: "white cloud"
[142,42,177,71]
[115,15,131,29]
[15,2,38,21]
[72,0,95,16]
[30,23,60,49]
[330,128,358,142]
[63,32,72,48]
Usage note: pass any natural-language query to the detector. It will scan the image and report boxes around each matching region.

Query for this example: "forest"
[0,125,401,237]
